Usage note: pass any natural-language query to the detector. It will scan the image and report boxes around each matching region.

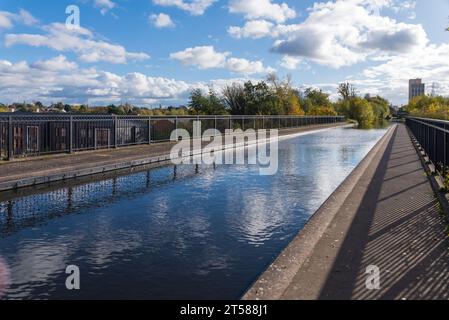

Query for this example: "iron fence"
[406,117,449,175]
[0,114,345,160]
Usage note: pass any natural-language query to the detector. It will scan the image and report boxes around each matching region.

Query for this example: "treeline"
[0,75,392,128]
[0,102,189,116]
[189,79,390,128]
[405,95,449,120]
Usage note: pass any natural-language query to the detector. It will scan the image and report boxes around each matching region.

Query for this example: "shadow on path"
[318,125,449,300]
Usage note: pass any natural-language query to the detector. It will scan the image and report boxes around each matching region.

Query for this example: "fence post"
[69,115,73,154]
[148,116,151,144]
[114,116,118,149]
[175,116,178,139]
[444,123,447,172]
[7,116,13,160]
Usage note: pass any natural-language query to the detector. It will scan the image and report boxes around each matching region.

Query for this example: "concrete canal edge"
[242,124,398,301]
[0,124,350,192]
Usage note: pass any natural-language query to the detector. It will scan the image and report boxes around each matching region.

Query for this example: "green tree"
[301,88,332,112]
[365,95,390,120]
[267,74,305,115]
[338,82,357,101]
[223,83,246,115]
[188,89,227,115]
[350,98,375,128]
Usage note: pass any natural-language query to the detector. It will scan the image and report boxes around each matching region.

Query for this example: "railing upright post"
[444,123,447,171]
[69,115,73,154]
[148,116,151,144]
[175,116,178,139]
[114,115,119,148]
[7,116,13,161]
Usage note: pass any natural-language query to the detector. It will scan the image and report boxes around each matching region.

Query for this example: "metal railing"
[0,114,345,160]
[406,117,449,175]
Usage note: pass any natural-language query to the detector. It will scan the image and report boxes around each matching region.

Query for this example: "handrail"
[0,113,345,119]
[406,117,449,134]
[406,116,448,175]
[406,116,449,125]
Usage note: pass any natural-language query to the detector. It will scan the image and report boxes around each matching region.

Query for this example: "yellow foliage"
[286,94,305,115]
[307,106,338,116]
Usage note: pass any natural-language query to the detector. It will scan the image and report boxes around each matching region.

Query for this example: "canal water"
[0,126,388,299]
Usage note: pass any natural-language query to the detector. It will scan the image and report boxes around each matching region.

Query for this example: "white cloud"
[225,58,275,74]
[0,57,192,105]
[279,56,310,70]
[0,57,266,105]
[93,0,117,15]
[170,46,230,69]
[270,0,428,68]
[228,20,274,39]
[228,0,296,23]
[152,0,216,16]
[360,43,449,103]
[5,23,150,64]
[149,13,176,28]
[228,19,301,39]
[170,45,274,74]
[0,9,38,29]
[31,55,78,71]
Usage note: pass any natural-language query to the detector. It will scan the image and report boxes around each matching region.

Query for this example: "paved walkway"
[0,123,344,191]
[281,124,449,300]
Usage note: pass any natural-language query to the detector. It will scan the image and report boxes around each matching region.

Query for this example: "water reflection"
[0,127,388,299]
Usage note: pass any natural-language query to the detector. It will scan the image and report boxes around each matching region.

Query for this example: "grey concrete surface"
[245,124,449,300]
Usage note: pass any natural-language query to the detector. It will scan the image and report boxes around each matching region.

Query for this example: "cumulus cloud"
[228,20,300,39]
[149,13,176,28]
[5,23,150,64]
[360,43,449,103]
[0,56,266,105]
[279,56,310,70]
[93,0,117,15]
[170,46,230,69]
[228,0,296,23]
[225,58,275,74]
[0,57,192,105]
[0,9,38,29]
[31,55,78,71]
[152,0,216,16]
[170,45,274,74]
[270,0,427,68]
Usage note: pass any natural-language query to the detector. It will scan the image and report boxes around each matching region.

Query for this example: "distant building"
[409,79,425,102]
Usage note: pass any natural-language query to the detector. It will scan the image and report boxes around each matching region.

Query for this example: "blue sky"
[0,0,448,107]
